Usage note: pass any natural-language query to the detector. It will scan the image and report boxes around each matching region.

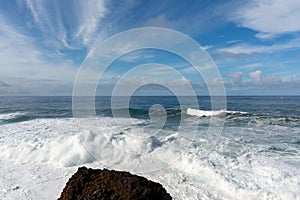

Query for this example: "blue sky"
[0,0,299,95]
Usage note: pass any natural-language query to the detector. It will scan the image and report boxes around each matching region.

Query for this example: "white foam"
[0,117,151,168]
[0,117,173,170]
[187,108,247,117]
[0,117,299,200]
[154,135,300,200]
[0,112,25,120]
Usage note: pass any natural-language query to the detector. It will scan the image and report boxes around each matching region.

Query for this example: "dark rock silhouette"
[58,167,172,200]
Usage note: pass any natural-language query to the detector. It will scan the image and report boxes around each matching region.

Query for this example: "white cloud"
[232,0,300,38]
[222,70,299,92]
[225,72,243,85]
[0,16,84,95]
[165,77,191,88]
[144,14,178,29]
[74,0,107,45]
[211,77,223,86]
[181,66,196,74]
[226,40,241,45]
[23,0,68,48]
[119,51,154,62]
[202,45,213,51]
[22,0,107,48]
[217,38,300,55]
[25,0,39,24]
[0,20,76,81]
[249,70,262,84]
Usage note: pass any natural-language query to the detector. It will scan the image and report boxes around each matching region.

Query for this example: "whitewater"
[0,96,299,200]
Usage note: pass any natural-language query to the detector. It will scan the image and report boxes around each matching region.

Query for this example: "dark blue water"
[0,96,299,127]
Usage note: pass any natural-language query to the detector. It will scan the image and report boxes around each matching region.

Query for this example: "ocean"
[0,96,299,199]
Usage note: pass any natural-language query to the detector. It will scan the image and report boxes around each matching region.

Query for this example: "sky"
[0,0,299,96]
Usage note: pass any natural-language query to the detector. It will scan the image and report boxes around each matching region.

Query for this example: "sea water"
[0,96,299,199]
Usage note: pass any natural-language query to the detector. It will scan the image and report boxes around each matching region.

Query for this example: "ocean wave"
[0,112,26,120]
[0,112,32,125]
[0,117,174,169]
[0,116,299,199]
[186,108,247,117]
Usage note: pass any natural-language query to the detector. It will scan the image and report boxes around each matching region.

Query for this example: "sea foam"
[187,108,247,117]
[0,117,171,169]
[0,112,26,120]
[0,116,299,200]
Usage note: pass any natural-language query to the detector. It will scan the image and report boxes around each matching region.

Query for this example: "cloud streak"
[217,38,300,56]
[0,15,81,95]
[22,0,107,48]
[73,0,107,45]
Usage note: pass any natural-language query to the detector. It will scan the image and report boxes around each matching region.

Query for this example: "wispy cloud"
[0,15,80,95]
[22,0,107,48]
[226,40,242,45]
[73,0,107,45]
[217,38,300,56]
[23,0,68,48]
[0,1,299,95]
[202,45,213,51]
[144,14,178,29]
[231,0,300,39]
[0,20,76,80]
[119,50,155,62]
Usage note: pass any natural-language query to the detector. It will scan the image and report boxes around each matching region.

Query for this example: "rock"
[77,189,121,200]
[58,167,172,200]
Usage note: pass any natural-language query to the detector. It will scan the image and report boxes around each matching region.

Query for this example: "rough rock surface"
[58,167,172,200]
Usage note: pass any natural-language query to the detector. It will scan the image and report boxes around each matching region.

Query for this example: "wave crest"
[186,108,247,117]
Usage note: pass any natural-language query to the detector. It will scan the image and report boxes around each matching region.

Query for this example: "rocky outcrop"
[58,167,172,200]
